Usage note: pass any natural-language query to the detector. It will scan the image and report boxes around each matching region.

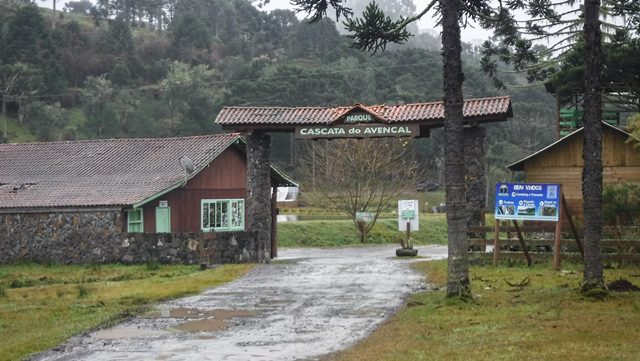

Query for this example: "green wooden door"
[156,207,171,233]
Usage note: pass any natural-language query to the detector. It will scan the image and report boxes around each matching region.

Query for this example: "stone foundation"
[121,231,260,265]
[0,211,260,265]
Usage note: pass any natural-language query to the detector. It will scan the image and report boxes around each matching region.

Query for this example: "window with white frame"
[127,209,144,232]
[201,199,244,231]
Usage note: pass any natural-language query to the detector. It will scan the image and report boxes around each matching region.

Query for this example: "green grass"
[329,261,640,361]
[295,191,446,213]
[64,107,87,139]
[278,214,448,247]
[1,115,36,143]
[420,191,446,210]
[1,107,87,143]
[0,263,253,361]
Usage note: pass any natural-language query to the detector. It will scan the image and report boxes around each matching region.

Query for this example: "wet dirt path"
[33,245,447,361]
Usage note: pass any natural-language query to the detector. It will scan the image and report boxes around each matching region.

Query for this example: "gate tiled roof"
[216,96,512,127]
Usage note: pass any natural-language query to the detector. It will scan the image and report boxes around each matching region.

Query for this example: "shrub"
[77,284,90,298]
[603,183,640,227]
[145,260,160,271]
[9,279,32,289]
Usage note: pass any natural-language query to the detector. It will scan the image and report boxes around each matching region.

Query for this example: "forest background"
[1,0,631,195]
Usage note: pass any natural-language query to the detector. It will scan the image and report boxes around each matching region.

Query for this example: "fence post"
[493,220,500,266]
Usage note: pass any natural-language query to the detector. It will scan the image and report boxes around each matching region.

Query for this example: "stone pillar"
[246,130,272,263]
[463,125,486,229]
[271,186,278,259]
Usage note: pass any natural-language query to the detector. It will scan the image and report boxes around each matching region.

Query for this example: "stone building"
[0,133,296,264]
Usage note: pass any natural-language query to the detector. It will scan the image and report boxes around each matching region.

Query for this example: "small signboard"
[401,210,415,219]
[344,113,374,124]
[356,212,374,222]
[494,182,560,222]
[398,200,419,231]
[159,200,168,208]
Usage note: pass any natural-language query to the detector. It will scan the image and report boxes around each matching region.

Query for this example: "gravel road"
[33,245,447,361]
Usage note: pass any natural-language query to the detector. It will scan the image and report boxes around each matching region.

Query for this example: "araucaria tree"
[292,0,493,299]
[479,0,635,293]
[439,0,471,298]
[582,0,605,292]
[302,138,417,241]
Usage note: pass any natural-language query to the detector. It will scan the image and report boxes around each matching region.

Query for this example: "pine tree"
[290,0,494,298]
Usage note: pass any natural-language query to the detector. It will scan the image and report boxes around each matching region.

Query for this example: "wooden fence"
[467,222,640,268]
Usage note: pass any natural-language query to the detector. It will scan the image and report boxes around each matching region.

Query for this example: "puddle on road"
[143,308,257,333]
[173,319,225,332]
[144,307,215,319]
[92,326,171,340]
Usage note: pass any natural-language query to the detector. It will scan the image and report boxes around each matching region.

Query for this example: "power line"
[0,60,437,101]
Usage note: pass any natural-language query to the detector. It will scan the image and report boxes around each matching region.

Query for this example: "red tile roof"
[0,134,241,209]
[216,96,512,127]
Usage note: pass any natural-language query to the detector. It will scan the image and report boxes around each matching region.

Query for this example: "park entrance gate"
[214,96,513,262]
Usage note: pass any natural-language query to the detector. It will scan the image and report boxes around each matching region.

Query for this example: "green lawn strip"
[1,115,36,143]
[329,261,640,361]
[0,263,253,361]
[278,214,448,247]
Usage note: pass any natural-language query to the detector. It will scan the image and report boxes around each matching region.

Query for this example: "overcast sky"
[40,0,493,43]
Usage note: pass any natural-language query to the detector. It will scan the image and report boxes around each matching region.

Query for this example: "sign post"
[398,199,419,240]
[355,212,374,243]
[397,200,419,256]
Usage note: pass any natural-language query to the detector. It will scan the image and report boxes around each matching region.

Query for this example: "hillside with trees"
[0,0,556,184]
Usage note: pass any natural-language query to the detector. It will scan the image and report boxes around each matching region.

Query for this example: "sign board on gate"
[494,182,560,222]
[398,200,419,231]
[295,124,420,139]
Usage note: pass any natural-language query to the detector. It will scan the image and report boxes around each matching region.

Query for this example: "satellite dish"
[179,156,196,186]
[179,156,195,174]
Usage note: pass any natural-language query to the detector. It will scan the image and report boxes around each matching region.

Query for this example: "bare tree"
[290,0,493,299]
[301,138,417,241]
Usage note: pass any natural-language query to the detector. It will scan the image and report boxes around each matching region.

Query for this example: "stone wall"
[0,210,260,264]
[121,231,261,264]
[0,211,125,264]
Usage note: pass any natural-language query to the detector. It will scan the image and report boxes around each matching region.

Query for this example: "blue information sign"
[494,182,561,222]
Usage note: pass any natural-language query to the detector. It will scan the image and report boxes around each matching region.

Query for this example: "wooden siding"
[523,126,640,219]
[142,147,248,233]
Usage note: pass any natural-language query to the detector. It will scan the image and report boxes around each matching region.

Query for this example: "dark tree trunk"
[464,126,486,250]
[2,97,7,140]
[441,0,470,298]
[582,0,605,291]
[464,126,486,229]
[51,0,57,30]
